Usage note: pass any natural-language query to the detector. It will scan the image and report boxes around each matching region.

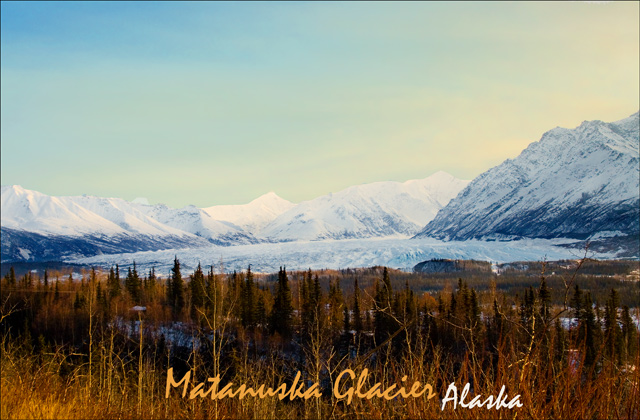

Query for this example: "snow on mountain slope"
[67,195,190,237]
[415,112,640,241]
[0,186,261,262]
[2,185,260,244]
[203,192,295,232]
[261,171,469,241]
[1,185,131,236]
[1,173,466,262]
[132,203,260,245]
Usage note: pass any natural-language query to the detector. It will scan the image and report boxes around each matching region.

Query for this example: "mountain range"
[414,112,639,249]
[2,111,638,263]
[1,172,468,262]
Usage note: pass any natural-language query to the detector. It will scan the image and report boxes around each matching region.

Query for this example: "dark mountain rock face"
[0,227,209,263]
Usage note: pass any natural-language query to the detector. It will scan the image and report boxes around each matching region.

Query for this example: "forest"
[0,257,638,419]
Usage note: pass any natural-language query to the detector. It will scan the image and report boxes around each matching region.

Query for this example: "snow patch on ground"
[18,248,31,260]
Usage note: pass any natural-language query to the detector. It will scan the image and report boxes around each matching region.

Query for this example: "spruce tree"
[374,267,395,344]
[108,265,121,299]
[146,267,157,298]
[353,277,363,333]
[539,278,551,322]
[257,292,267,328]
[604,288,622,363]
[54,277,60,301]
[343,305,350,334]
[190,263,206,318]
[7,267,16,288]
[205,265,221,317]
[329,277,344,332]
[582,292,598,369]
[469,288,480,329]
[554,318,566,364]
[168,257,185,317]
[571,284,583,319]
[270,267,294,338]
[125,263,142,303]
[126,267,134,301]
[313,274,321,306]
[115,264,120,294]
[241,266,256,328]
[620,305,638,363]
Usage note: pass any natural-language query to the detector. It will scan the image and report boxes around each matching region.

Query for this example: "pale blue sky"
[1,1,638,207]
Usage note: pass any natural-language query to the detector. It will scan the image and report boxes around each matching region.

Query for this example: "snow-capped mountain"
[414,112,640,242]
[2,185,128,237]
[1,172,469,262]
[130,202,259,245]
[0,186,259,262]
[261,171,469,241]
[203,192,295,232]
[7,106,636,266]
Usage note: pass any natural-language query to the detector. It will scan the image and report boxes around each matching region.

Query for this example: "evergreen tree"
[125,264,142,303]
[571,284,583,319]
[449,293,457,318]
[74,291,85,310]
[116,264,121,293]
[328,277,344,333]
[352,277,363,333]
[520,286,535,329]
[270,267,294,338]
[539,278,551,321]
[554,318,566,364]
[224,270,243,320]
[301,271,310,320]
[54,277,60,301]
[469,288,480,329]
[488,298,503,346]
[300,269,315,335]
[168,257,185,316]
[581,292,598,369]
[205,265,221,317]
[343,304,351,335]
[6,267,16,288]
[256,290,267,328]
[374,267,395,344]
[604,288,623,363]
[313,274,321,307]
[108,265,121,299]
[241,266,256,328]
[22,272,33,289]
[96,281,103,303]
[190,263,206,318]
[620,305,638,363]
[404,279,417,325]
[145,267,157,299]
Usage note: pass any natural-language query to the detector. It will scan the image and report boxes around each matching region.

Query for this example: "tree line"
[1,259,638,419]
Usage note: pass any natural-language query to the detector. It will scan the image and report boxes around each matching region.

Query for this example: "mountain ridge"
[414,112,640,243]
[261,171,469,241]
[1,171,468,262]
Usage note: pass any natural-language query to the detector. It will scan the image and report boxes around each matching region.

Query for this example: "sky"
[1,1,638,208]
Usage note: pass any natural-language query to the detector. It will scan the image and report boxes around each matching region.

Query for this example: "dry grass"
[2,331,638,420]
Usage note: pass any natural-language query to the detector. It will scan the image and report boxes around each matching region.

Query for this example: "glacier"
[67,236,607,275]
